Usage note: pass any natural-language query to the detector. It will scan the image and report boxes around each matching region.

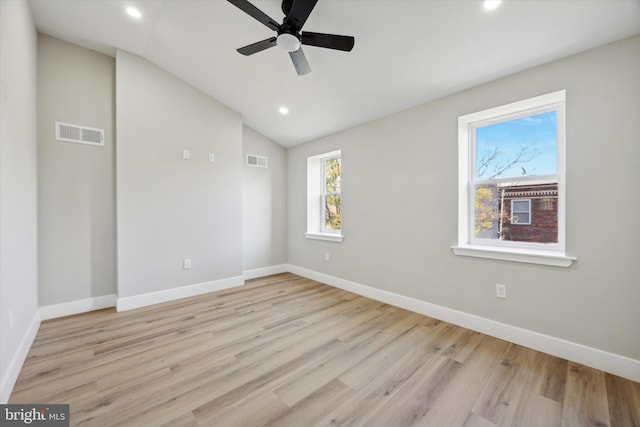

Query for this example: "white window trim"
[305,232,344,242]
[452,90,575,267]
[511,199,531,225]
[452,245,574,268]
[306,150,344,243]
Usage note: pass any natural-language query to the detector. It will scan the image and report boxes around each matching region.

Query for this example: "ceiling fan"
[227,0,355,75]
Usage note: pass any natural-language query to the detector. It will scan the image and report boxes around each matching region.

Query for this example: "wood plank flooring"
[10,273,640,426]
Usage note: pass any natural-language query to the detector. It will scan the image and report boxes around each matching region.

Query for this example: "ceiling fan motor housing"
[281,0,294,15]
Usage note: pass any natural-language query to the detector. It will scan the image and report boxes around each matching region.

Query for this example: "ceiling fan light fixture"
[277,33,301,52]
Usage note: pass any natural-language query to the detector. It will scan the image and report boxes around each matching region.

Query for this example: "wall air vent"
[247,154,268,168]
[55,122,105,146]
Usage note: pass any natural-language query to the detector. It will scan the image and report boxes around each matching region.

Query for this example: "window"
[453,91,575,267]
[306,150,343,242]
[511,199,531,225]
[322,156,342,233]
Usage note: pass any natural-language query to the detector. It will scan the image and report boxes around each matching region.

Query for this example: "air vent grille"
[56,122,105,146]
[247,154,268,168]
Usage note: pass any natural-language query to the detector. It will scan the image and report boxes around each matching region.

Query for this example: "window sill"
[451,245,575,267]
[305,232,344,243]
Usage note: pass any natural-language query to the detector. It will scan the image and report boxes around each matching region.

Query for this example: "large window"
[306,150,343,242]
[454,91,575,267]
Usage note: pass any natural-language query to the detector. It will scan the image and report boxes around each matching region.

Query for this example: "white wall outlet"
[496,284,507,299]
[182,149,190,160]
[208,153,215,163]
[325,252,330,262]
[183,258,191,270]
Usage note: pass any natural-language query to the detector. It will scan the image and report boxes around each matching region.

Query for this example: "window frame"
[453,91,575,267]
[306,150,344,242]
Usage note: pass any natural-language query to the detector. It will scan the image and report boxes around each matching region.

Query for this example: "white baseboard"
[243,264,288,280]
[286,264,640,383]
[0,311,40,404]
[116,275,245,312]
[40,294,117,321]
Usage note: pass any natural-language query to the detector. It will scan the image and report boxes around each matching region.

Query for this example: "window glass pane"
[512,200,529,212]
[540,198,555,211]
[325,194,341,230]
[474,184,502,240]
[325,158,341,193]
[512,213,530,224]
[475,183,558,243]
[475,111,557,180]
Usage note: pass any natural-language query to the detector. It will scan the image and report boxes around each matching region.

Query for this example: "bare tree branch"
[477,145,540,179]
[477,147,498,178]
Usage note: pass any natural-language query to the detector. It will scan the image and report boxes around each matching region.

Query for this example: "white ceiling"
[29,0,640,147]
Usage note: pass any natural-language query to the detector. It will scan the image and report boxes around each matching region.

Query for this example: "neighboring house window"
[453,90,575,267]
[306,150,343,242]
[511,199,531,225]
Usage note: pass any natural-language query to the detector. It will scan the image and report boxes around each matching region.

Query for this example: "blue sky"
[475,111,557,179]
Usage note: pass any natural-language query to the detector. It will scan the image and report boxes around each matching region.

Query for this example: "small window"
[511,199,531,225]
[322,156,342,233]
[306,150,343,242]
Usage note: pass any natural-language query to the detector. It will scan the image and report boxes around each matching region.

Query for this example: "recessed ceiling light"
[483,0,502,11]
[279,106,289,115]
[126,6,142,19]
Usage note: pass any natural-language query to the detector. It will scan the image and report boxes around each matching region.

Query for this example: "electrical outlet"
[208,153,215,163]
[496,284,507,299]
[325,252,330,262]
[183,258,191,270]
[182,149,190,160]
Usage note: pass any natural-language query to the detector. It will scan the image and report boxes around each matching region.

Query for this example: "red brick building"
[499,182,558,243]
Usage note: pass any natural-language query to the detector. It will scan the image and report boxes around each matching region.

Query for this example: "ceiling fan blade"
[289,48,311,76]
[285,0,318,30]
[301,32,355,51]
[237,37,277,56]
[227,0,280,31]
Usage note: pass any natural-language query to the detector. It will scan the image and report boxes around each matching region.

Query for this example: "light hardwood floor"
[10,273,640,426]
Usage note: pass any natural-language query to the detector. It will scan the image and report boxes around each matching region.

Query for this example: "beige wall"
[287,35,640,361]
[37,34,116,306]
[242,125,287,271]
[116,50,244,299]
[37,37,289,306]
[0,0,39,402]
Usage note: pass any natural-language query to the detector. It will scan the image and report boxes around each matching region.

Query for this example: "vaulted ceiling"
[29,0,640,147]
